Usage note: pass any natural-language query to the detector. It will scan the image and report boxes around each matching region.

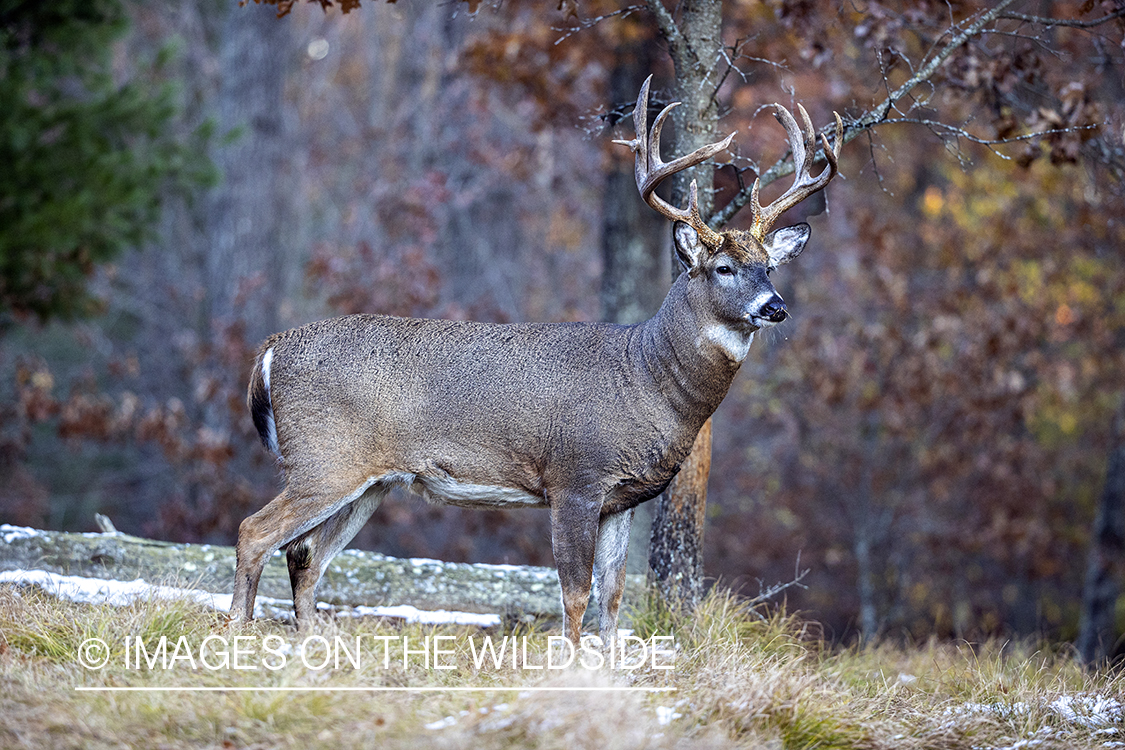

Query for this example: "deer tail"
[248,345,280,457]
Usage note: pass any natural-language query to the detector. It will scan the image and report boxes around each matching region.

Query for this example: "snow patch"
[0,569,501,627]
[1049,694,1123,728]
[0,569,234,609]
[318,600,501,627]
[425,713,463,730]
[1,524,39,544]
[0,569,292,615]
[426,703,513,731]
[947,694,1123,728]
[945,694,1124,750]
[347,604,500,627]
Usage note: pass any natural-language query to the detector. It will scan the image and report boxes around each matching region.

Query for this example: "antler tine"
[613,75,733,248]
[750,104,844,240]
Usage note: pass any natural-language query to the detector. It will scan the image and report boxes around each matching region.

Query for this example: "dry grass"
[0,581,1121,749]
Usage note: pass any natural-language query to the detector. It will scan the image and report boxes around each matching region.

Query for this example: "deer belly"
[407,472,546,509]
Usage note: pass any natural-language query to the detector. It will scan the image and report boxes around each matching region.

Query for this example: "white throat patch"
[701,324,755,363]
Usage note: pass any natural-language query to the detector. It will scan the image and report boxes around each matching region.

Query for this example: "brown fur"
[231,221,813,643]
[232,78,843,639]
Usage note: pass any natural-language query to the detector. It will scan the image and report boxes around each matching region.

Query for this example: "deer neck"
[630,273,748,423]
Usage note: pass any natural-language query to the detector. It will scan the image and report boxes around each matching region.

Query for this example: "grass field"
[1,581,1121,749]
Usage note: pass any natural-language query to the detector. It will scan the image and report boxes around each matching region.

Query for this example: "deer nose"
[759,295,788,323]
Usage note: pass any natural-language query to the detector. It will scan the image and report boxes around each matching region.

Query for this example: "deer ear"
[763,223,810,267]
[673,222,707,272]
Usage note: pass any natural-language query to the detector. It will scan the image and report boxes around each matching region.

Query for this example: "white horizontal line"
[76,686,676,693]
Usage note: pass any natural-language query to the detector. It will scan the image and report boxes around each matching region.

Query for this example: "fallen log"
[0,525,645,624]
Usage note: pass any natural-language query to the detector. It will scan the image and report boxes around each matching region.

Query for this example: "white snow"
[1,524,40,544]
[320,601,501,627]
[944,694,1124,750]
[425,704,512,731]
[401,556,556,581]
[0,568,501,627]
[408,556,445,567]
[0,569,236,609]
[946,694,1123,728]
[424,714,463,730]
[1049,694,1124,728]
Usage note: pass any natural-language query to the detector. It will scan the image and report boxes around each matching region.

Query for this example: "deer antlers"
[615,75,844,247]
[749,104,843,241]
[613,76,733,249]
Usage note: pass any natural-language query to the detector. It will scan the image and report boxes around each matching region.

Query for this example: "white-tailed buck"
[233,77,843,643]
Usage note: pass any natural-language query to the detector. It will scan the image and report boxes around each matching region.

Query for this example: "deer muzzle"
[758,295,788,324]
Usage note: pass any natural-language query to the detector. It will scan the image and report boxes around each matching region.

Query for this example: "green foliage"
[0,0,213,325]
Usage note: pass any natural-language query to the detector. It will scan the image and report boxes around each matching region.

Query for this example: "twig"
[713,0,1022,228]
[552,5,646,46]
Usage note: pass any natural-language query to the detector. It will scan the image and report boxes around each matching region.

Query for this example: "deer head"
[615,76,843,336]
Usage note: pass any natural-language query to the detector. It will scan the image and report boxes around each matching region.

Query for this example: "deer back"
[252,301,727,513]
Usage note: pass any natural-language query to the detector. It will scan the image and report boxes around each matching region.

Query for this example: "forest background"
[2,0,1124,650]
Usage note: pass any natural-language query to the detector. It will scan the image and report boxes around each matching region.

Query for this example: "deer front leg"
[594,507,634,643]
[286,487,386,627]
[548,491,602,645]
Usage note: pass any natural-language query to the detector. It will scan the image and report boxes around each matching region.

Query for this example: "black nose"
[760,297,788,323]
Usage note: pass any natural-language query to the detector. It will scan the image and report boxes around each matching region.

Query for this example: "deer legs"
[230,475,378,623]
[286,487,386,626]
[236,480,634,642]
[549,491,634,644]
[594,507,634,642]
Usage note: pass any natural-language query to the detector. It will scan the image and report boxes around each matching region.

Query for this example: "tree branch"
[644,0,716,84]
[645,0,691,65]
[712,0,1023,228]
[999,8,1125,29]
[884,117,1099,155]
[552,5,646,46]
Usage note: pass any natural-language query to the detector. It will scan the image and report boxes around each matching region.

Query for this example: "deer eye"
[715,265,734,276]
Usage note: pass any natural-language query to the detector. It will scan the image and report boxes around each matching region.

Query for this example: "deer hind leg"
[286,485,387,627]
[593,507,634,643]
[230,475,380,623]
[548,491,602,645]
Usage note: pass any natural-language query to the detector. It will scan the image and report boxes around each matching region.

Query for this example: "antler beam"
[749,104,844,240]
[613,75,734,249]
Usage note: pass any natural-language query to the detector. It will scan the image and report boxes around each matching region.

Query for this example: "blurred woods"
[2,0,1124,645]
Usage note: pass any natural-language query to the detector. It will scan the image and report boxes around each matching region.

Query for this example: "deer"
[231,76,843,644]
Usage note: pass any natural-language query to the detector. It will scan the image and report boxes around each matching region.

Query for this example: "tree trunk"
[851,426,886,643]
[649,420,711,607]
[1077,402,1125,665]
[205,0,294,339]
[646,0,723,609]
[853,509,879,644]
[601,20,668,575]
